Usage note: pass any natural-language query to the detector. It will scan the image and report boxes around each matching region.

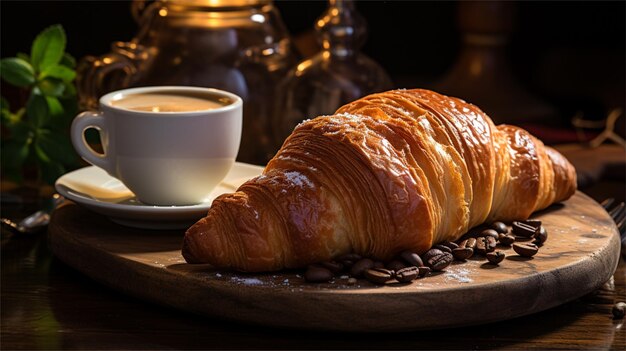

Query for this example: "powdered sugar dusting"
[230,276,265,286]
[295,118,311,129]
[284,171,314,188]
[445,268,473,283]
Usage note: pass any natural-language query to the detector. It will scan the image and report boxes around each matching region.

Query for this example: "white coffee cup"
[71,86,242,206]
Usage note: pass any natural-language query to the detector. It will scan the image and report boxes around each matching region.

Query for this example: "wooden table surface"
[2,191,625,350]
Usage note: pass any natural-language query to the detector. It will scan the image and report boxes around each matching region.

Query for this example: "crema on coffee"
[110,91,232,112]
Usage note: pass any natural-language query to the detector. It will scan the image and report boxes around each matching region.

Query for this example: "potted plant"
[1,24,79,187]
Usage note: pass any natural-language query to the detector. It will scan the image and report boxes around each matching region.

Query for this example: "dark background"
[1,0,625,129]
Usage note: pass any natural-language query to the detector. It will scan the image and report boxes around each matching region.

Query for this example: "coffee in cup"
[110,90,231,113]
[71,86,242,206]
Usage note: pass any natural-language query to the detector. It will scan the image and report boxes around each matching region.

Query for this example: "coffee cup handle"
[71,111,115,175]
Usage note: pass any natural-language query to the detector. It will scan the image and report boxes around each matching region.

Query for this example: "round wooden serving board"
[49,191,620,332]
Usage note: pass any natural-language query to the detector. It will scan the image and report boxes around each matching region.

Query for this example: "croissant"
[182,89,576,272]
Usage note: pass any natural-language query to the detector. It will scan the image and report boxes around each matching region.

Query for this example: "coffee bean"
[612,302,626,319]
[395,266,420,282]
[422,248,444,262]
[350,258,374,277]
[468,237,478,248]
[490,221,508,234]
[485,236,497,251]
[434,244,452,253]
[320,261,344,274]
[479,229,500,239]
[373,261,385,269]
[523,219,542,228]
[304,265,334,282]
[364,268,394,285]
[341,260,355,268]
[486,251,505,264]
[442,241,459,250]
[533,226,548,246]
[418,266,431,277]
[476,236,496,255]
[427,252,454,271]
[399,250,423,267]
[460,237,477,249]
[512,221,540,238]
[386,260,406,272]
[475,238,486,255]
[498,233,516,246]
[338,253,361,269]
[513,243,539,257]
[452,247,474,260]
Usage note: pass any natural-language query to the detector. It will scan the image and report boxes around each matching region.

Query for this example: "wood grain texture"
[47,191,620,332]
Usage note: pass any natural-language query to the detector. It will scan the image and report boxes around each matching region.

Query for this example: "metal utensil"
[1,194,64,235]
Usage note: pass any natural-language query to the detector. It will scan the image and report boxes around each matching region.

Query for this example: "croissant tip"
[181,234,201,264]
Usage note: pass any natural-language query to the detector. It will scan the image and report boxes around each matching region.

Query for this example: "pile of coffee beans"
[303,219,549,285]
[457,219,548,260]
[303,250,435,285]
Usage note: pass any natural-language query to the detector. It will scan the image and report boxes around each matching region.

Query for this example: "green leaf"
[36,128,77,166]
[26,94,48,127]
[3,107,26,126]
[40,64,76,82]
[60,53,76,68]
[0,96,9,111]
[61,82,76,98]
[34,141,67,184]
[0,58,36,87]
[37,78,65,97]
[10,120,34,141]
[15,107,26,120]
[45,96,64,117]
[3,140,31,166]
[17,52,30,63]
[34,142,51,163]
[1,110,10,125]
[30,24,66,72]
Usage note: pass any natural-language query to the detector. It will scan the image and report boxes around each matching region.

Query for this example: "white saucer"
[55,162,264,230]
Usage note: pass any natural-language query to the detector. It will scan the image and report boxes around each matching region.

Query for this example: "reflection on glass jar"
[273,0,392,150]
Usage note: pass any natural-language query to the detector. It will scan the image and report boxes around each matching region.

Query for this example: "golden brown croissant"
[182,89,576,272]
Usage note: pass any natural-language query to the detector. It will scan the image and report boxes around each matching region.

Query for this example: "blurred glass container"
[273,0,392,149]
[433,1,556,124]
[77,0,297,164]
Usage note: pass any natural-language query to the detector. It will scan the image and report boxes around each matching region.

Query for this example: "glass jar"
[272,0,392,149]
[77,0,297,164]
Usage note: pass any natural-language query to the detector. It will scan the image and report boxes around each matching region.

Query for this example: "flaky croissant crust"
[183,89,576,272]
